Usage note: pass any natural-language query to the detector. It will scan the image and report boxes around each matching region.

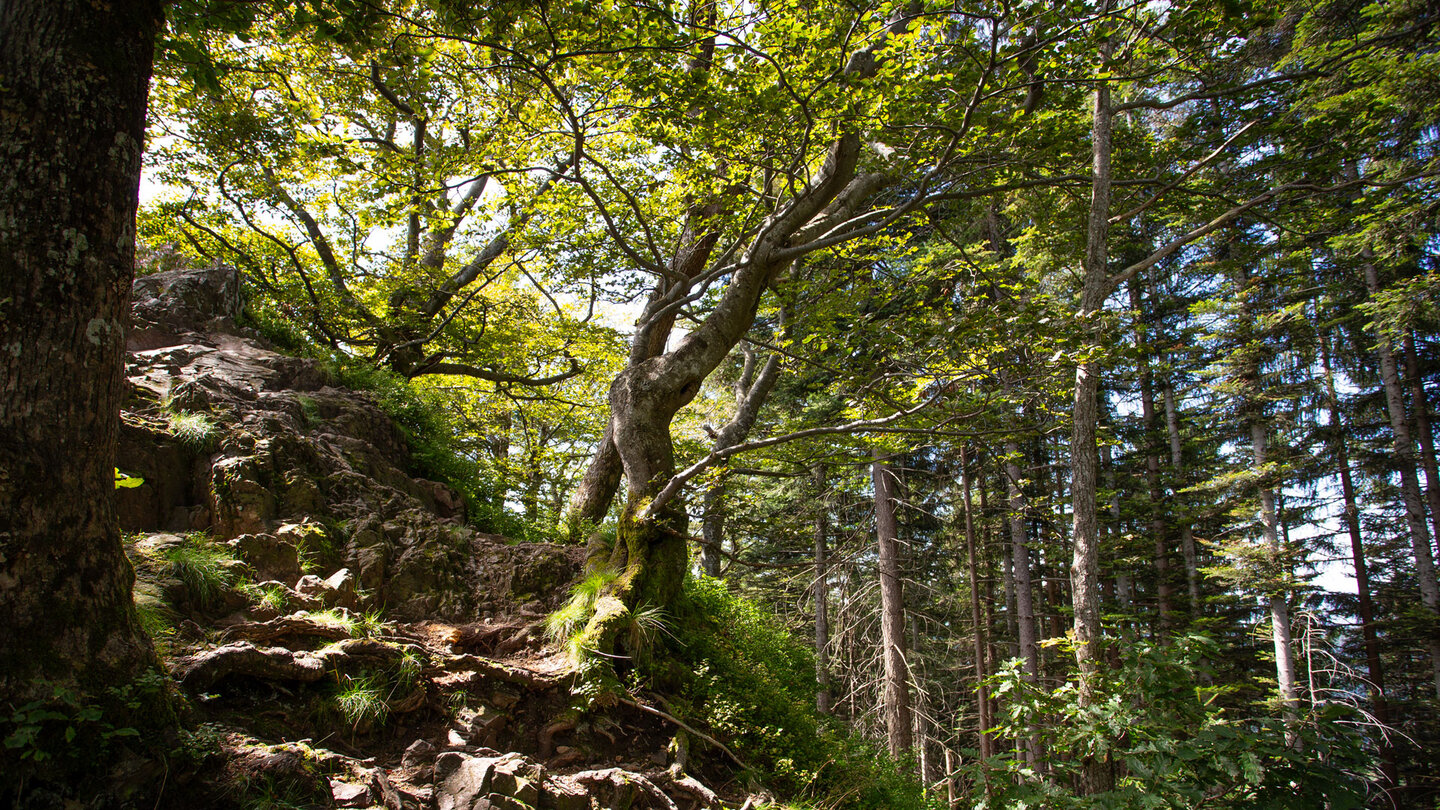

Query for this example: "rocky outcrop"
[120,265,742,810]
[117,264,582,621]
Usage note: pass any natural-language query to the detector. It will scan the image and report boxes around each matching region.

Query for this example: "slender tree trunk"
[873,457,913,758]
[0,0,172,788]
[1102,444,1132,609]
[1130,278,1174,629]
[1364,256,1440,698]
[1402,332,1440,548]
[1251,422,1301,721]
[1163,380,1202,614]
[959,448,992,764]
[1321,335,1399,797]
[1003,440,1039,766]
[1072,20,1115,791]
[1004,443,1040,682]
[700,347,781,577]
[814,464,833,715]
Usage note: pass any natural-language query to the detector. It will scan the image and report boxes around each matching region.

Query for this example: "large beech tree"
[0,0,166,701]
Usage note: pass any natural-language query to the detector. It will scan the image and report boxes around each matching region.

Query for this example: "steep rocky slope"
[113,265,734,810]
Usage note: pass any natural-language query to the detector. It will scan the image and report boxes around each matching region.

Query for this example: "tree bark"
[1003,440,1039,766]
[813,464,833,715]
[1321,334,1399,797]
[873,457,913,758]
[1130,277,1174,629]
[959,448,992,762]
[1072,21,1114,792]
[700,347,781,576]
[1402,332,1440,549]
[1364,256,1440,699]
[1163,380,1202,615]
[0,0,164,696]
[1251,421,1301,721]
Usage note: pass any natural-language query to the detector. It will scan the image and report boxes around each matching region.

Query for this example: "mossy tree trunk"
[0,0,165,700]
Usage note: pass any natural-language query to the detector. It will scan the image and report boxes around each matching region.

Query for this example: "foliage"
[546,567,622,660]
[974,634,1369,809]
[2,673,167,766]
[331,673,389,733]
[153,532,242,611]
[165,409,218,450]
[114,468,144,489]
[656,576,929,810]
[133,580,177,646]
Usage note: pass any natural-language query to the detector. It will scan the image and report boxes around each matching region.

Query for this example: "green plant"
[165,410,217,449]
[640,576,927,810]
[132,580,176,642]
[332,673,388,732]
[352,610,386,639]
[114,468,144,489]
[295,394,321,426]
[242,582,289,613]
[2,677,163,764]
[157,533,240,610]
[545,568,622,660]
[308,609,359,636]
[973,633,1369,809]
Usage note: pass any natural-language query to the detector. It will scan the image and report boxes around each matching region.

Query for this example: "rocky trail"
[114,265,743,809]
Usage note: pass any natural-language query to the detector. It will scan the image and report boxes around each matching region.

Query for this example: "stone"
[401,738,436,769]
[324,567,360,608]
[467,706,507,748]
[330,778,372,808]
[434,752,549,810]
[434,752,496,810]
[229,533,301,581]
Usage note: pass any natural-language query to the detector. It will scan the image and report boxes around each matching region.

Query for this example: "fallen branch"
[618,697,751,774]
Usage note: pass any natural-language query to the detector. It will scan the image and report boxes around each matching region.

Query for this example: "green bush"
[973,633,1369,809]
[649,576,929,810]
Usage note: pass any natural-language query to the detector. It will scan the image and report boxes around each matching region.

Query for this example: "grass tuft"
[332,673,388,732]
[157,533,239,610]
[545,568,620,659]
[165,410,217,450]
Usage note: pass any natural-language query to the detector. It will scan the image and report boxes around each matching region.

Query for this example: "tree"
[0,0,171,786]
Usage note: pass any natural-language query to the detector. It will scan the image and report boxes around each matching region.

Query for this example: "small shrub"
[241,582,288,613]
[641,576,928,810]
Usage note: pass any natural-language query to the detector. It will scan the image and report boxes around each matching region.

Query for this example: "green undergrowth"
[321,358,552,542]
[644,576,930,810]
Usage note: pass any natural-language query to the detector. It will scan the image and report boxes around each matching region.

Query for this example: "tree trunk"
[959,448,992,762]
[1321,335,1399,797]
[1251,421,1301,721]
[0,0,171,785]
[1003,440,1038,766]
[1402,332,1440,548]
[1004,442,1040,683]
[1130,278,1174,629]
[700,347,781,577]
[1364,256,1440,698]
[1072,21,1114,791]
[1163,380,1202,615]
[814,464,833,715]
[873,457,913,758]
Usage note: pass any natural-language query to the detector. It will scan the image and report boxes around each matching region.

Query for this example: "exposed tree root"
[174,639,411,689]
